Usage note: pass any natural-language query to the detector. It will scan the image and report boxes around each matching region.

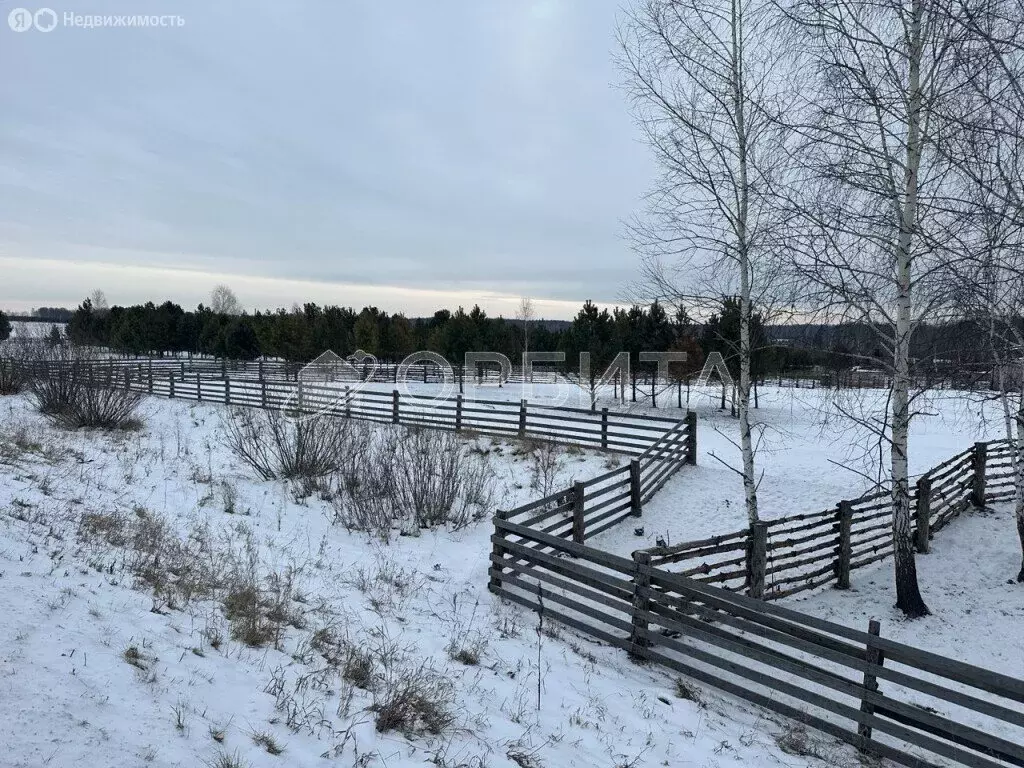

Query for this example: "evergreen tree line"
[61,295,807,377]
[13,299,999,383]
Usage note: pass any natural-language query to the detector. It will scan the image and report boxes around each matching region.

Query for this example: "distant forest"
[10,296,996,379]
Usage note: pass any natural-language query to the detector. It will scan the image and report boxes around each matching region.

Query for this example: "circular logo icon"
[34,8,58,32]
[8,8,34,31]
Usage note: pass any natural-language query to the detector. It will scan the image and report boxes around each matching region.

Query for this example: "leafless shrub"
[221,406,353,481]
[528,441,564,497]
[392,428,489,529]
[55,383,143,430]
[219,481,240,514]
[332,426,496,538]
[371,662,456,736]
[23,347,142,429]
[0,358,26,395]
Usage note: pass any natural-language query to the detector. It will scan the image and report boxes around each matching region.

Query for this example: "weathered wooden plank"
[488,557,634,614]
[637,625,1009,768]
[494,518,637,573]
[645,566,1024,704]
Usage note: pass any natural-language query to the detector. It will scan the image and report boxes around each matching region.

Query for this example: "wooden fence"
[489,519,1024,768]
[4,358,687,457]
[639,441,1012,599]
[10,356,562,385]
[493,415,696,549]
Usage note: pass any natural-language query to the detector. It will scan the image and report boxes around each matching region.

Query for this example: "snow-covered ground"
[797,503,1024,681]
[5,320,67,340]
[0,393,863,768]
[595,385,1003,556]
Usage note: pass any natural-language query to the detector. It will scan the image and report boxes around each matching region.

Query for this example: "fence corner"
[629,551,652,660]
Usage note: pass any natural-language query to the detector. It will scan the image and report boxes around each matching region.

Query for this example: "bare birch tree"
[941,2,1024,581]
[618,0,793,525]
[778,0,989,616]
[211,284,242,316]
[517,297,535,381]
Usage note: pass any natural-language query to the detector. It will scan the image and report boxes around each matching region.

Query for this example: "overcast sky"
[0,0,654,318]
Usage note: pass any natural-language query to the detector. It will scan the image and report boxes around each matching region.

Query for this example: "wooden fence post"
[488,510,508,593]
[629,551,652,659]
[837,500,853,589]
[196,373,202,402]
[630,459,642,517]
[123,369,130,391]
[915,476,932,554]
[344,386,351,419]
[392,390,400,424]
[261,379,267,409]
[518,400,527,438]
[168,372,175,399]
[971,441,988,506]
[147,366,153,395]
[298,380,305,413]
[224,376,231,406]
[221,359,227,379]
[180,361,185,378]
[601,408,609,450]
[685,411,697,465]
[858,619,884,751]
[747,521,769,599]
[258,359,264,381]
[455,394,463,433]
[572,481,586,543]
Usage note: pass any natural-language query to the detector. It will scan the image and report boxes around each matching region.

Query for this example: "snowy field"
[0,393,853,768]
[595,385,1003,554]
[0,386,1020,768]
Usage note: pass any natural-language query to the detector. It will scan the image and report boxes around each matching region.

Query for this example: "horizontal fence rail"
[4,358,691,457]
[496,412,696,548]
[489,517,1024,768]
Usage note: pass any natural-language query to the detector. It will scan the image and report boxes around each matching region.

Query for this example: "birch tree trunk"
[734,0,758,525]
[890,0,928,618]
[619,0,788,528]
[1016,388,1024,582]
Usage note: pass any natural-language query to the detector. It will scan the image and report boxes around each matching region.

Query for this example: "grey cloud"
[0,0,654,314]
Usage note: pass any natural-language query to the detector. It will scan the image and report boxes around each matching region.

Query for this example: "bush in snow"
[332,425,496,539]
[0,358,26,395]
[24,346,142,429]
[221,405,353,481]
[56,382,143,430]
[371,661,456,736]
